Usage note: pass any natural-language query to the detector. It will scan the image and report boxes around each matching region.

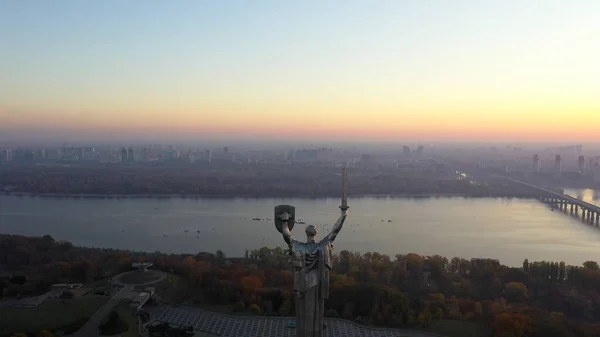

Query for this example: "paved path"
[151,306,442,337]
[70,285,133,337]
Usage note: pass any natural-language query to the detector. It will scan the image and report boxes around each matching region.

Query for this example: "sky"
[1,1,599,143]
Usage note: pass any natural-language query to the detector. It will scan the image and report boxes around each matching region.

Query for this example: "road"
[70,284,133,337]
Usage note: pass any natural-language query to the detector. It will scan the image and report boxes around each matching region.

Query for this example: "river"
[2,193,600,267]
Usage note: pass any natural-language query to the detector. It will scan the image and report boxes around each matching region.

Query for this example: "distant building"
[46,148,61,160]
[205,149,212,163]
[403,146,410,156]
[554,155,562,174]
[0,149,9,162]
[533,154,541,172]
[187,151,196,163]
[415,146,424,155]
[166,148,179,160]
[578,155,585,174]
[127,147,134,163]
[223,146,229,153]
[295,149,319,162]
[141,147,149,162]
[121,147,128,163]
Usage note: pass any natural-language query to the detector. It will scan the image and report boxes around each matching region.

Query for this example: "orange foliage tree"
[491,313,532,337]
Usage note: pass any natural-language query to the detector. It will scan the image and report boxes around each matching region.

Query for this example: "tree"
[36,331,54,337]
[583,261,599,270]
[504,282,528,303]
[491,313,532,337]
[99,311,128,335]
[249,303,262,316]
[240,275,263,293]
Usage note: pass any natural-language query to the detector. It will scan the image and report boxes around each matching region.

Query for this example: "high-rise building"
[415,146,424,155]
[187,151,196,163]
[127,147,134,163]
[223,146,229,153]
[205,149,212,163]
[533,154,541,172]
[0,149,9,162]
[141,147,149,162]
[578,155,585,174]
[403,146,410,155]
[554,155,562,174]
[121,147,128,163]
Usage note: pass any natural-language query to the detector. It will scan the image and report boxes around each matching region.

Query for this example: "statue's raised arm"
[324,166,349,243]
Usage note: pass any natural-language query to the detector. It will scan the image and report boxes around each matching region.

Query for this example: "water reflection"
[564,188,600,206]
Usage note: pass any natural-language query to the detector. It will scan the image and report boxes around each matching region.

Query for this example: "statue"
[274,167,349,337]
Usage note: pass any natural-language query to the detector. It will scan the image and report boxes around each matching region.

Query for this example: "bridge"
[507,178,600,225]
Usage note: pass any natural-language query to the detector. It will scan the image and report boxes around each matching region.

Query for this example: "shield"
[274,205,295,233]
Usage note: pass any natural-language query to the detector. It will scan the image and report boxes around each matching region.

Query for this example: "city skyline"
[1,1,599,142]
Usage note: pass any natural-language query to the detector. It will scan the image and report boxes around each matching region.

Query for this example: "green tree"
[503,282,529,303]
[249,303,262,316]
[583,261,599,270]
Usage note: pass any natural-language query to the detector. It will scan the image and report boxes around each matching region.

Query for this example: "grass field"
[420,319,489,337]
[0,296,108,335]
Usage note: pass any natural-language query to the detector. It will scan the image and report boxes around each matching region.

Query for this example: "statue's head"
[305,225,317,241]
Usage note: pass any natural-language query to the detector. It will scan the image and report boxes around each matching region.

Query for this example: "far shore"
[0,191,539,199]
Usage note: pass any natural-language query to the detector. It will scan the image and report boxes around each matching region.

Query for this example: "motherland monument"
[274,167,349,337]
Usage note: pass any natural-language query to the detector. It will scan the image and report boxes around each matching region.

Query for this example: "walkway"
[70,285,133,337]
[151,306,442,337]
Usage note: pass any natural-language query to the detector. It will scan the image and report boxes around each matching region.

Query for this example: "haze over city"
[5,2,600,337]
[1,1,599,144]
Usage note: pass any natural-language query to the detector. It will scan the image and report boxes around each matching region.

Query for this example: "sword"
[340,166,349,212]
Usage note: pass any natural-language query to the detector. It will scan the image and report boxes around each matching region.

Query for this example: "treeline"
[0,164,536,197]
[4,235,600,336]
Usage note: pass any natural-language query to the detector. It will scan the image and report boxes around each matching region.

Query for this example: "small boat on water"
[252,218,261,221]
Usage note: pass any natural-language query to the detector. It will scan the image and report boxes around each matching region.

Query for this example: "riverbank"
[0,191,538,199]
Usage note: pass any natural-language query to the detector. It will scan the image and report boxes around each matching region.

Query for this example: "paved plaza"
[151,306,438,337]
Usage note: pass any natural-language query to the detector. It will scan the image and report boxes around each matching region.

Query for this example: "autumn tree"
[504,282,528,303]
[491,313,532,337]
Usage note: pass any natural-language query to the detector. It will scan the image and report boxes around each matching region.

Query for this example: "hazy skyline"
[1,1,599,142]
